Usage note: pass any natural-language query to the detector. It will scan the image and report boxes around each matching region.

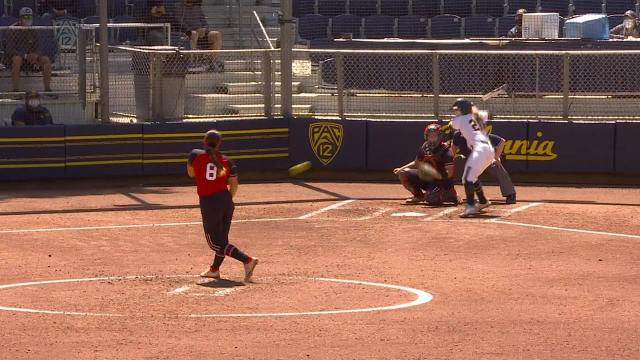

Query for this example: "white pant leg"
[462,143,495,183]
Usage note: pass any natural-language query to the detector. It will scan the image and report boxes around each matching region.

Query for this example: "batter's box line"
[347,207,391,221]
[485,202,544,223]
[296,199,355,219]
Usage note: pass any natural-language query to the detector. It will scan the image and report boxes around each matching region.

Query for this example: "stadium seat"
[571,1,604,15]
[412,0,442,17]
[298,13,329,40]
[397,15,428,38]
[131,0,150,21]
[318,0,346,17]
[380,0,410,16]
[539,0,570,17]
[349,0,379,16]
[364,15,395,38]
[475,0,506,17]
[429,14,462,38]
[82,16,100,24]
[0,15,17,26]
[443,0,473,18]
[113,15,138,44]
[293,0,316,18]
[82,15,111,45]
[605,0,637,15]
[331,14,363,38]
[507,0,539,13]
[108,0,128,18]
[10,0,36,17]
[608,14,624,28]
[497,15,516,36]
[33,15,53,25]
[77,0,97,19]
[464,15,497,37]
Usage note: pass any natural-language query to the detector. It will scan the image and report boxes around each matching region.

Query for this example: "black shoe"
[506,194,517,204]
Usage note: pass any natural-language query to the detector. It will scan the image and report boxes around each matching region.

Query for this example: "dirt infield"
[0,182,639,359]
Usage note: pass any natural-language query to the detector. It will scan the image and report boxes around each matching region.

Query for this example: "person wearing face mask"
[610,10,640,39]
[6,8,55,96]
[507,9,527,38]
[11,91,54,126]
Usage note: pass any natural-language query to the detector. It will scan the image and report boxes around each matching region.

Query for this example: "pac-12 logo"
[309,122,343,165]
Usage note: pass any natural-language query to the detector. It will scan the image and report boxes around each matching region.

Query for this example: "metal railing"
[251,10,275,50]
[100,47,640,122]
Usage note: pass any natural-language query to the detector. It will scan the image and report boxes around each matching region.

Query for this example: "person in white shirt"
[449,98,495,217]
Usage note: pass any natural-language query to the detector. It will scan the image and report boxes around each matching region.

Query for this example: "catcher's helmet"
[203,130,222,148]
[451,98,474,115]
[424,123,443,146]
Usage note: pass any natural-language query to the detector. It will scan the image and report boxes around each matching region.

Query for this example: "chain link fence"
[0,24,100,125]
[108,47,280,121]
[104,46,640,122]
[292,48,640,121]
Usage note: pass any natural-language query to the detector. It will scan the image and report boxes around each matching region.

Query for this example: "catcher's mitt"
[416,161,443,181]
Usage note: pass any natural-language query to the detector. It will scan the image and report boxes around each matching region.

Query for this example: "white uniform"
[451,113,495,184]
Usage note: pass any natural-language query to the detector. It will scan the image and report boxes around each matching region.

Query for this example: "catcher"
[393,124,460,205]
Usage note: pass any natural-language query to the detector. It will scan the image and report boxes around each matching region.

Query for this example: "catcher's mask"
[424,123,442,147]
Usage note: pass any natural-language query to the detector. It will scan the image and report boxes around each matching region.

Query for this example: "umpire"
[451,130,517,204]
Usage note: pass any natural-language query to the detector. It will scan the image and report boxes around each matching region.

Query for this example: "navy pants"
[199,190,235,254]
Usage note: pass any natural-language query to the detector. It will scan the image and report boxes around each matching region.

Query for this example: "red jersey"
[188,149,238,197]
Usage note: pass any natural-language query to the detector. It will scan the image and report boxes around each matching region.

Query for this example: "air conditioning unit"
[564,14,609,40]
[522,13,560,39]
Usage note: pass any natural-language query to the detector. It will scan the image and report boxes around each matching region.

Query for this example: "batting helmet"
[624,10,638,19]
[451,98,474,115]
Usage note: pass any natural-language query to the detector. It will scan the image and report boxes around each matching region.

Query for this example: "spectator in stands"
[610,10,640,40]
[507,9,527,38]
[42,0,78,18]
[146,0,177,45]
[11,91,54,126]
[7,8,55,95]
[174,0,222,51]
